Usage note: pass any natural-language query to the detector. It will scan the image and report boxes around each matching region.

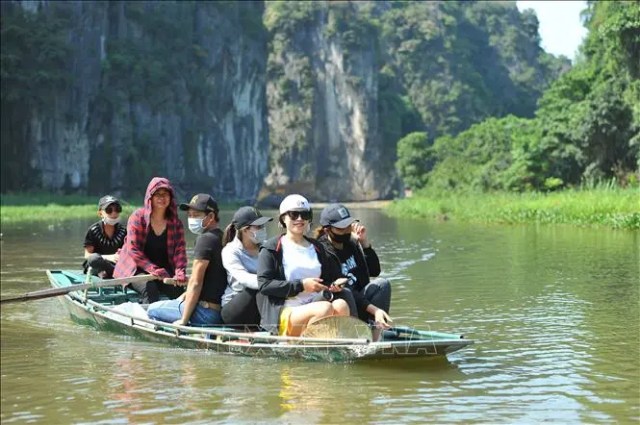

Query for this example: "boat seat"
[84,284,137,305]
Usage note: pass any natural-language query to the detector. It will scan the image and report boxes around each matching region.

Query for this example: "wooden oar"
[0,274,156,305]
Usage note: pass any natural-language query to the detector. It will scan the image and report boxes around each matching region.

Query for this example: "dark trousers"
[85,253,115,278]
[358,278,391,322]
[221,288,260,328]
[129,271,184,304]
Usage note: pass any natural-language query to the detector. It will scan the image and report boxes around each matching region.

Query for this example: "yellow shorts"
[279,307,293,336]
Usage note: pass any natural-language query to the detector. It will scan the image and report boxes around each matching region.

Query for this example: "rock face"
[1,1,269,201]
[264,3,391,201]
[261,1,568,202]
[1,1,567,201]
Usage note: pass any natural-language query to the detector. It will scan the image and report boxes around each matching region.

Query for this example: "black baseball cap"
[98,195,121,210]
[319,204,356,228]
[232,206,272,228]
[179,193,218,213]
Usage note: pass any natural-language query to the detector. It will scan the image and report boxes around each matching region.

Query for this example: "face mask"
[102,216,120,226]
[250,228,268,244]
[188,217,205,235]
[330,230,351,244]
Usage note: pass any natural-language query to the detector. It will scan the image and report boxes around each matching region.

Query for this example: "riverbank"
[0,195,138,226]
[1,189,638,229]
[386,188,640,230]
[0,193,246,226]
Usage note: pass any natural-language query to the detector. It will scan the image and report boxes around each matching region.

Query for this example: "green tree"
[423,1,639,193]
[533,1,639,186]
[395,132,433,189]
[428,116,541,192]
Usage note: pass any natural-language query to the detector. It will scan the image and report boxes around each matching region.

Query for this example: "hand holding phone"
[332,278,348,289]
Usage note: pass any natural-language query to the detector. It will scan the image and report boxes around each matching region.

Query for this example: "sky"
[516,1,588,60]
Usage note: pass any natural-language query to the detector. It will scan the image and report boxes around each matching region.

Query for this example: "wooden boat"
[46,270,474,362]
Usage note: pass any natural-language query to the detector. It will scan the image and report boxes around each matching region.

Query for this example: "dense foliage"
[397,1,640,192]
[264,1,566,187]
[380,1,567,137]
[4,1,631,199]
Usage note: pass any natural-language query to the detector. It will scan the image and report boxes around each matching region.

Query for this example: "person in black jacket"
[257,194,351,336]
[315,204,392,328]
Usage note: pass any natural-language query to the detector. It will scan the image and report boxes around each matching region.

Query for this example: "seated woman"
[83,195,127,278]
[220,206,273,328]
[147,194,227,326]
[113,177,187,304]
[315,204,392,329]
[257,194,350,336]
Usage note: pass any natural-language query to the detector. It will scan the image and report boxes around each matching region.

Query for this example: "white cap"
[279,194,311,214]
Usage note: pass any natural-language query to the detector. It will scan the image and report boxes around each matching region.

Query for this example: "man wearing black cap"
[147,194,227,326]
[83,195,127,278]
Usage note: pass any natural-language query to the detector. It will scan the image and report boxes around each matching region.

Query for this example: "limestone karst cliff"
[1,1,567,201]
[1,1,268,201]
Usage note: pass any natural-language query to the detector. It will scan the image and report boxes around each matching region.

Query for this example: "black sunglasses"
[286,210,312,221]
[105,204,122,214]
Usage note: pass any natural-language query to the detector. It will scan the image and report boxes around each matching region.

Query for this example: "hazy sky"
[516,1,588,60]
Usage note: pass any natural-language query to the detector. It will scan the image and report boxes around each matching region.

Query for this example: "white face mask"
[250,228,268,244]
[188,217,205,235]
[102,216,120,226]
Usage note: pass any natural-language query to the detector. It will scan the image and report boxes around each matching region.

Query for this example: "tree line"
[397,1,640,193]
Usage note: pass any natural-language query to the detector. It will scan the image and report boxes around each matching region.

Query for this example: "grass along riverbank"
[2,188,638,229]
[386,187,640,230]
[0,193,244,226]
[0,194,138,226]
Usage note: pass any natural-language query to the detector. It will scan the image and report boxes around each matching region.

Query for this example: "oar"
[0,274,156,305]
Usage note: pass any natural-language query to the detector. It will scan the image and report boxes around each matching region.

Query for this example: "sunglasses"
[286,211,312,221]
[105,204,122,214]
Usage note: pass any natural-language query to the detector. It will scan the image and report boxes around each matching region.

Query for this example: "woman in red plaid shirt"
[114,177,188,303]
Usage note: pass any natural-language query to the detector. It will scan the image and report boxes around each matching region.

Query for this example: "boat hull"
[50,270,474,362]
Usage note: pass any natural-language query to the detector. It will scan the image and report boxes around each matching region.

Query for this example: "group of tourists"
[83,177,392,336]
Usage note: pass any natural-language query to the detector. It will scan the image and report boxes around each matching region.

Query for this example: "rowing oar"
[0,274,156,305]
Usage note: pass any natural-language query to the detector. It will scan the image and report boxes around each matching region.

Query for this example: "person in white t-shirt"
[256,194,350,336]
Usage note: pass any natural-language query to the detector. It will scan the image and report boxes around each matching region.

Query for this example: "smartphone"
[332,278,348,288]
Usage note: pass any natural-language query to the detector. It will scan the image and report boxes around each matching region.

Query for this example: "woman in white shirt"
[257,194,350,336]
[221,206,273,328]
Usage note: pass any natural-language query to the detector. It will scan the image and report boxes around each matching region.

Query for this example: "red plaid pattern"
[114,177,187,281]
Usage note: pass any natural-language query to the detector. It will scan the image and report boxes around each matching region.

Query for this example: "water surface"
[1,210,638,423]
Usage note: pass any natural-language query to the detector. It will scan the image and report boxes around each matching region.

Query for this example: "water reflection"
[277,365,327,423]
[273,360,462,424]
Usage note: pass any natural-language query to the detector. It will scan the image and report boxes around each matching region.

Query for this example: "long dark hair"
[223,222,244,246]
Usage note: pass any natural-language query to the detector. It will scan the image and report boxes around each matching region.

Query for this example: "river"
[1,208,638,424]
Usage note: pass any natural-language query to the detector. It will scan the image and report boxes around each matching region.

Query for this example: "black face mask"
[329,230,351,244]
